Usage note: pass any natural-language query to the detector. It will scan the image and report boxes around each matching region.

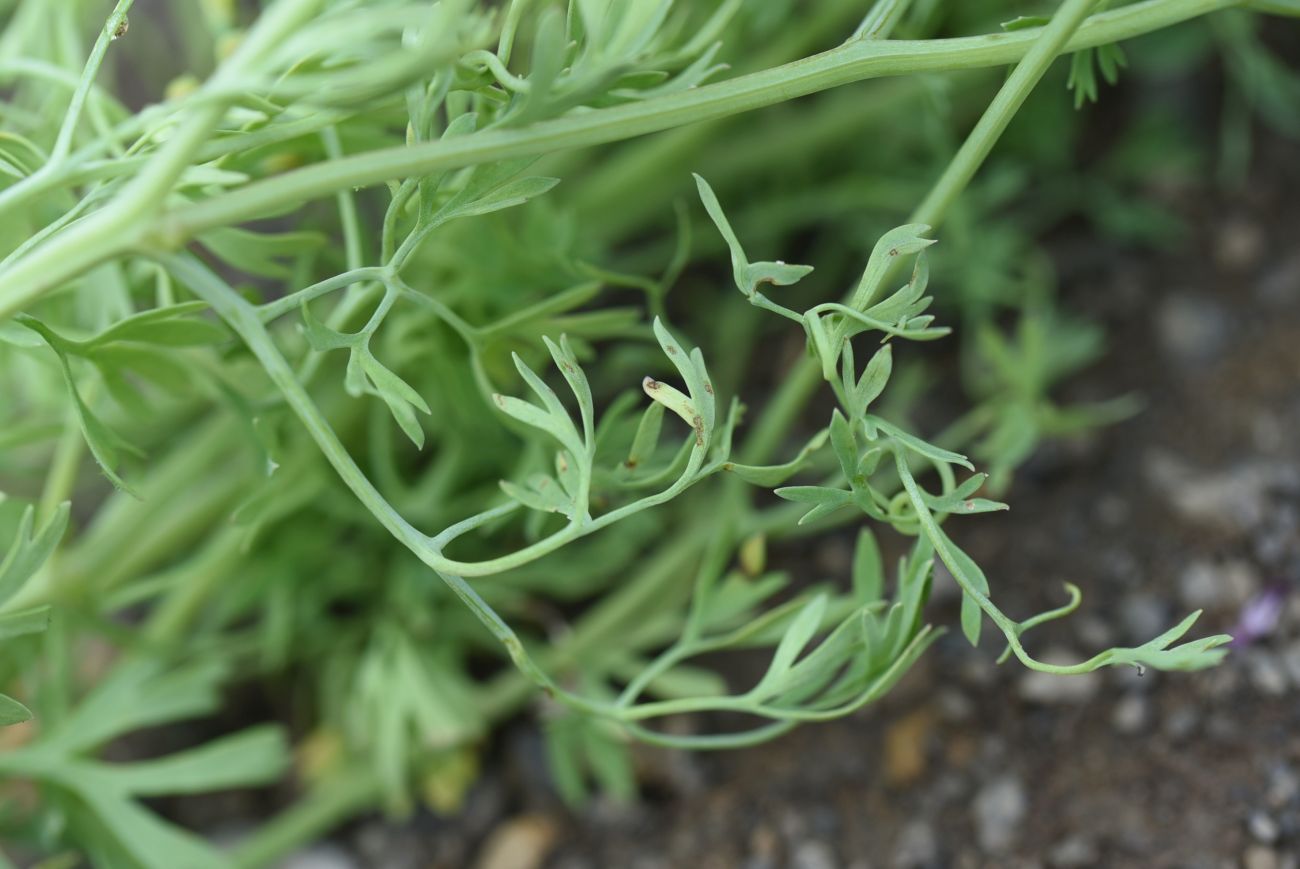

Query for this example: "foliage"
[0,0,1292,863]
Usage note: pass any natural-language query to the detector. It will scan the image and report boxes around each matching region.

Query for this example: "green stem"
[230,768,384,869]
[161,0,1234,241]
[0,0,324,322]
[910,0,1098,225]
[49,0,135,162]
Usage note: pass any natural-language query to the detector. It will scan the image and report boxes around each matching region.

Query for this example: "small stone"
[1266,763,1300,807]
[884,707,934,786]
[281,844,361,869]
[1047,835,1099,868]
[1246,652,1289,697]
[1121,595,1171,645]
[1257,252,1300,307]
[1146,454,1272,536]
[1214,216,1265,270]
[1249,810,1281,844]
[1017,649,1101,705]
[1181,558,1258,609]
[1244,845,1281,869]
[748,824,779,868]
[1162,704,1200,741]
[474,815,560,869]
[893,820,938,868]
[974,775,1027,855]
[1094,495,1130,527]
[1156,294,1227,365]
[1112,694,1151,735]
[1075,615,1116,651]
[936,688,975,724]
[790,841,837,869]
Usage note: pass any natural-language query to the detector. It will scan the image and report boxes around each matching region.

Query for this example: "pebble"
[1248,810,1281,844]
[973,775,1027,855]
[1178,559,1258,610]
[1121,594,1171,644]
[1156,294,1228,365]
[1162,704,1201,741]
[1257,251,1300,306]
[1075,615,1116,651]
[748,825,779,865]
[1047,835,1099,868]
[1215,215,1265,269]
[790,841,837,869]
[281,845,361,869]
[474,815,560,869]
[884,707,933,786]
[936,688,975,723]
[893,820,939,868]
[1246,651,1290,697]
[1017,648,1101,705]
[1111,693,1151,734]
[1146,453,1272,535]
[1266,763,1300,807]
[1281,642,1300,689]
[1243,845,1281,869]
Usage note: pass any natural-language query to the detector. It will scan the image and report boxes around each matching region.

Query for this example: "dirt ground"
[288,129,1300,869]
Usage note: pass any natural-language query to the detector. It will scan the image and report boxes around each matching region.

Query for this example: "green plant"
[0,0,1293,864]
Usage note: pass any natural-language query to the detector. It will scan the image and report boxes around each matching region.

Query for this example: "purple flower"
[1230,582,1289,648]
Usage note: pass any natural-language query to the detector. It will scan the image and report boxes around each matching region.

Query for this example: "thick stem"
[160,0,1235,240]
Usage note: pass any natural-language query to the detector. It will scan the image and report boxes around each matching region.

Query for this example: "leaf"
[0,502,69,605]
[496,350,587,462]
[693,174,812,298]
[641,377,701,444]
[828,410,857,479]
[1001,15,1049,30]
[751,594,827,698]
[723,429,827,486]
[300,302,358,351]
[198,227,325,278]
[1104,611,1232,672]
[921,473,1009,515]
[651,318,715,441]
[50,659,227,752]
[86,302,228,348]
[500,475,573,515]
[773,485,854,525]
[17,318,142,496]
[853,344,892,415]
[852,528,883,604]
[934,524,989,647]
[0,606,51,641]
[544,336,595,446]
[848,224,934,312]
[358,350,430,449]
[625,401,664,470]
[0,693,31,727]
[103,726,289,796]
[437,175,559,222]
[67,778,227,869]
[866,415,973,470]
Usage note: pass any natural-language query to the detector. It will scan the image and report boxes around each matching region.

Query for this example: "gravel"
[973,775,1028,855]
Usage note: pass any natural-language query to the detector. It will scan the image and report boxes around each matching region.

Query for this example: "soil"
[287,129,1300,869]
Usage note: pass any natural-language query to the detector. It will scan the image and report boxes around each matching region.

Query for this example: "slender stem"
[230,768,384,869]
[910,0,1098,225]
[851,0,916,42]
[0,0,325,323]
[50,0,135,162]
[166,254,716,580]
[0,0,1246,324]
[37,406,85,525]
